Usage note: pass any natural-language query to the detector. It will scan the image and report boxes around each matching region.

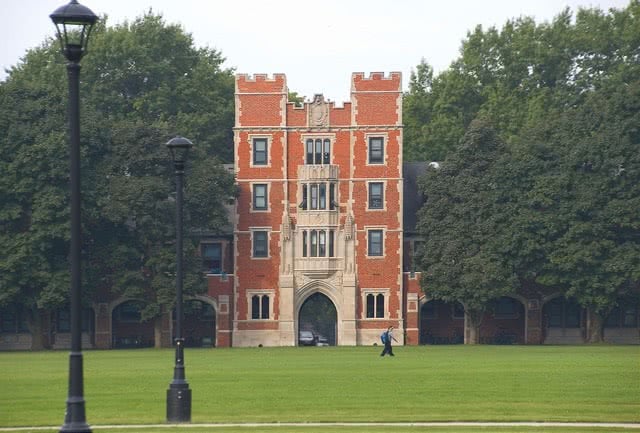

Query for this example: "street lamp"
[50,1,97,433]
[166,136,193,423]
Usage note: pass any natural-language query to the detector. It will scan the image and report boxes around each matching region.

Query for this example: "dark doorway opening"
[173,299,216,347]
[298,293,337,346]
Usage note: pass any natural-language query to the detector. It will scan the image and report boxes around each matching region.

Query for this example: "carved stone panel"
[309,94,329,127]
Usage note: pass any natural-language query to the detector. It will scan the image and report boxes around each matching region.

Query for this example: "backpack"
[380,331,388,344]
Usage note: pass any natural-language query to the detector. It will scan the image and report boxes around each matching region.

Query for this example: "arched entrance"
[173,299,216,347]
[481,296,526,344]
[111,300,154,348]
[298,293,337,346]
[419,300,465,344]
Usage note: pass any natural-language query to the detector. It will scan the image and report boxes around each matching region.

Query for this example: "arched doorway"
[111,300,154,348]
[173,299,216,347]
[419,300,464,344]
[298,293,337,346]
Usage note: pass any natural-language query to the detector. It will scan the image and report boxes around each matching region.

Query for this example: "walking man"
[380,326,398,357]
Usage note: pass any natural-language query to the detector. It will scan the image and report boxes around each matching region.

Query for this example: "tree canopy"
[0,12,236,347]
[413,1,640,342]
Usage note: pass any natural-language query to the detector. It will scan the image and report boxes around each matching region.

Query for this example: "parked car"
[315,334,329,346]
[298,331,316,346]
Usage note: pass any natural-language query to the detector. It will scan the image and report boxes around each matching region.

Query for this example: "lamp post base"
[166,386,191,422]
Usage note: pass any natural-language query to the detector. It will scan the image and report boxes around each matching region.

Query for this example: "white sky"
[0,0,631,102]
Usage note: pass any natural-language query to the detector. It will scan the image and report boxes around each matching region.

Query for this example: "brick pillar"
[216,295,232,347]
[526,299,543,344]
[94,303,111,349]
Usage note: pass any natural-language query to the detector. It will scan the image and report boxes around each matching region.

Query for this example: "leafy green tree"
[0,12,236,348]
[416,119,517,343]
[531,79,640,342]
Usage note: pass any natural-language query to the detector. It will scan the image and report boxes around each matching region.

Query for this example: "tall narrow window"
[251,295,260,319]
[310,184,318,210]
[318,230,326,257]
[369,182,383,209]
[310,230,318,257]
[302,231,308,257]
[253,184,267,210]
[300,185,308,210]
[375,294,385,318]
[253,231,268,258]
[306,139,314,164]
[253,138,267,165]
[323,139,331,164]
[366,294,375,318]
[315,139,322,164]
[329,183,336,210]
[368,137,384,164]
[319,183,326,209]
[261,295,270,319]
[368,230,383,256]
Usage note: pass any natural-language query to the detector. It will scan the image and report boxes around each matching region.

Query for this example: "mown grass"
[0,345,638,428]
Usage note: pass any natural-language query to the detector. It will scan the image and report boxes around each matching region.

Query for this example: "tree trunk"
[27,308,49,350]
[154,315,163,349]
[586,309,605,343]
[464,309,484,344]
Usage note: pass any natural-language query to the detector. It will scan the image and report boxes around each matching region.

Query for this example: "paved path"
[2,422,640,431]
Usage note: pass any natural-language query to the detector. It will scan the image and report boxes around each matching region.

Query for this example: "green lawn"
[0,345,638,429]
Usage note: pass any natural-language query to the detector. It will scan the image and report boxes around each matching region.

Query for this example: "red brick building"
[2,72,639,350]
[204,72,413,346]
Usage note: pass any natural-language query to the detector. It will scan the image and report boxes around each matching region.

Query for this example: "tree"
[0,12,236,348]
[403,1,640,162]
[416,119,517,343]
[533,78,640,342]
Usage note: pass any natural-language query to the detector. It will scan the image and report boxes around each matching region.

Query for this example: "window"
[252,231,268,258]
[329,184,336,210]
[251,294,270,320]
[368,137,384,164]
[301,230,335,257]
[253,184,268,210]
[300,185,308,210]
[310,184,318,210]
[305,138,331,165]
[302,231,308,257]
[368,230,383,256]
[253,138,268,165]
[369,182,384,209]
[310,230,318,257]
[202,243,222,273]
[366,293,385,318]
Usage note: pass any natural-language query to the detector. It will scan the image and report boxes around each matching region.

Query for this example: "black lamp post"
[50,2,97,433]
[166,136,193,423]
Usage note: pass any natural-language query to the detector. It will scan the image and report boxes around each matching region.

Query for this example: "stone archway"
[298,292,338,346]
[111,300,154,348]
[173,298,217,347]
[480,296,526,344]
[419,299,465,344]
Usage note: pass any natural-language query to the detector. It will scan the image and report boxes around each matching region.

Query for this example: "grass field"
[0,345,638,432]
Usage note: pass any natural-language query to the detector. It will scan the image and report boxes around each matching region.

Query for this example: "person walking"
[380,326,398,357]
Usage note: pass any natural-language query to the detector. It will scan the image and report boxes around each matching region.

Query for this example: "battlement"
[351,72,402,92]
[236,73,287,94]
